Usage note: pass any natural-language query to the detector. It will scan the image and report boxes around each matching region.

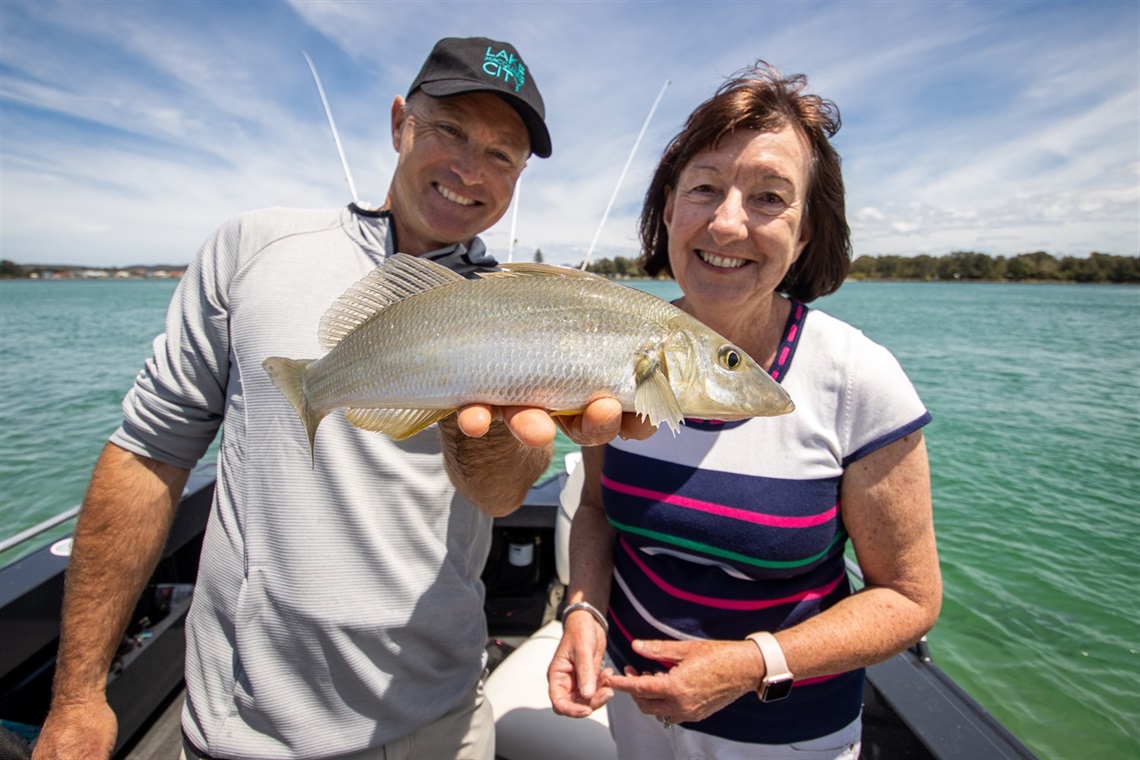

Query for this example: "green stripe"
[607,517,847,570]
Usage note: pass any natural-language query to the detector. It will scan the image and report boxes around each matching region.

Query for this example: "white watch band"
[747,631,794,701]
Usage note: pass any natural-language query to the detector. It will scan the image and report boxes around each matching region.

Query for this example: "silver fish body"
[263,254,793,450]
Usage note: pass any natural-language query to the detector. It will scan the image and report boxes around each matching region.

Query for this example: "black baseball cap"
[407,37,552,158]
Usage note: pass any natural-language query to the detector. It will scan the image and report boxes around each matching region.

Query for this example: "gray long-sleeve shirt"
[112,206,498,758]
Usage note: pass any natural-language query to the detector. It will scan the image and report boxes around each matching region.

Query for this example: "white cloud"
[1,0,1137,267]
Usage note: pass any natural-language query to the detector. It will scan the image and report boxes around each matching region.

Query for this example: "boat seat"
[484,619,617,760]
[485,452,616,759]
[555,451,584,586]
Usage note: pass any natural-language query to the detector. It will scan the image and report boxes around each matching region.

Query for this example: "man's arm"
[445,400,655,517]
[439,415,551,517]
[32,443,189,760]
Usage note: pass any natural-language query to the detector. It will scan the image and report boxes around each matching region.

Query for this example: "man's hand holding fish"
[456,399,656,448]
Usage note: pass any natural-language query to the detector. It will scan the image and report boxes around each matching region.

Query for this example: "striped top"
[602,300,931,744]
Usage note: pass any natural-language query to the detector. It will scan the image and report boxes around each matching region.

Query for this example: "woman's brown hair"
[638,62,850,302]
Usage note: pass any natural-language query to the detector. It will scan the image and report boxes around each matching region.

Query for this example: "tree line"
[848,251,1139,283]
[580,251,1139,284]
[6,251,1138,284]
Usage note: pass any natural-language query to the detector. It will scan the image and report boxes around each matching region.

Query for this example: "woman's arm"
[548,444,618,717]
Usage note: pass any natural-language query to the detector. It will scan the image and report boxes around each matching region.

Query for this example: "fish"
[262,253,794,452]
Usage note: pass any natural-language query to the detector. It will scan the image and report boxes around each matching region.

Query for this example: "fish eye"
[718,346,742,370]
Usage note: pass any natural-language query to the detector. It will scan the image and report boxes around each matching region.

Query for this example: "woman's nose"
[708,190,748,244]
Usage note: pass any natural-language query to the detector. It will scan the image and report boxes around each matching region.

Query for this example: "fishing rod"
[579,79,670,271]
[301,51,369,209]
[507,173,522,262]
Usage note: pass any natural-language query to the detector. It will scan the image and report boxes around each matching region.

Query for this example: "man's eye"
[490,150,515,166]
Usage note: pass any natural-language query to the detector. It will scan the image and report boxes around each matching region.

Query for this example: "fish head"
[663,318,794,420]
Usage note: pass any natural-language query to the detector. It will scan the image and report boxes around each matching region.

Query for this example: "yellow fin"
[548,408,587,417]
[262,356,325,461]
[632,351,683,435]
[344,407,455,441]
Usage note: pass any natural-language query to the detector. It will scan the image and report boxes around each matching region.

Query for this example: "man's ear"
[390,96,407,153]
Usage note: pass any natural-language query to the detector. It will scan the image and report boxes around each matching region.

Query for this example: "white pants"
[606,689,861,760]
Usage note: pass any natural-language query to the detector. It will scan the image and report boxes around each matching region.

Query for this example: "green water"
[1,278,1137,758]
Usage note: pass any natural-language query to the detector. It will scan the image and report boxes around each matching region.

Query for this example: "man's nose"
[451,144,484,185]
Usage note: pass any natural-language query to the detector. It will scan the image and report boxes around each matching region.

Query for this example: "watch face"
[761,676,794,702]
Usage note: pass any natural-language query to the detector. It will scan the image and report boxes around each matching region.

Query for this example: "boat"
[0,455,1038,759]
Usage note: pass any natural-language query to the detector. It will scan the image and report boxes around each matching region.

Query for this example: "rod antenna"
[301,51,362,208]
[507,173,522,262]
[580,79,670,270]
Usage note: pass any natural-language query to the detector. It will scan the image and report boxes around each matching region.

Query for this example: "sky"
[1,0,1137,268]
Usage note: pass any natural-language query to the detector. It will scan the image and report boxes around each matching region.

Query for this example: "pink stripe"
[602,474,837,529]
[787,323,798,343]
[621,537,845,610]
[777,345,791,366]
[795,673,840,686]
[611,591,844,686]
[609,608,674,669]
[795,303,804,319]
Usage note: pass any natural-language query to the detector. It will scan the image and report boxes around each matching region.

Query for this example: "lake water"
[1,277,1137,759]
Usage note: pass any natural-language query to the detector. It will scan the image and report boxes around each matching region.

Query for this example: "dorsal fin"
[479,262,608,280]
[319,253,464,351]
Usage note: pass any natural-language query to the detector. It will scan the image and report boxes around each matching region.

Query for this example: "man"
[33,37,646,760]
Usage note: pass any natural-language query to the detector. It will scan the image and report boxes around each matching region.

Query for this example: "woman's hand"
[548,612,615,718]
[603,639,763,725]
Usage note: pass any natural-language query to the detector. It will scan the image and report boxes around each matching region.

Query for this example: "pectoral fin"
[633,352,684,435]
[344,407,456,441]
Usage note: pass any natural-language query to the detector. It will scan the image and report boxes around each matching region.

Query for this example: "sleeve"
[840,337,932,467]
[109,219,241,469]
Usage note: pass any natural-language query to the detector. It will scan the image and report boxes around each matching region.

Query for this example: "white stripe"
[642,546,755,581]
[613,568,702,642]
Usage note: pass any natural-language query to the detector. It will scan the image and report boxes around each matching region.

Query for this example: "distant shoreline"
[3,250,1138,285]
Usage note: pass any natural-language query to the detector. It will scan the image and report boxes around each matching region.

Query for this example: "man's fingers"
[456,399,650,448]
[456,404,494,437]
[620,413,657,441]
[503,407,557,447]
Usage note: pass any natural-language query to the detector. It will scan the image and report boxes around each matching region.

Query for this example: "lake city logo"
[483,47,526,93]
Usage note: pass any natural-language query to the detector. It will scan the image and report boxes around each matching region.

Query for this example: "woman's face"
[664,125,813,321]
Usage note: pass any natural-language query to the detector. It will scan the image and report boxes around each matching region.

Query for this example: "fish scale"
[263,254,793,451]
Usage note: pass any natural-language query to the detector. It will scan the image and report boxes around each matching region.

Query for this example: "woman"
[547,63,941,759]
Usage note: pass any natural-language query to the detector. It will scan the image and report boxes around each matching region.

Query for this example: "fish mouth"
[697,250,749,269]
[435,184,479,207]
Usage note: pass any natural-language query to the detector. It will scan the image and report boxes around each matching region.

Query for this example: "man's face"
[386,91,530,255]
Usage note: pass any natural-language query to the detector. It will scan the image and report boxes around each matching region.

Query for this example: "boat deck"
[123,689,184,759]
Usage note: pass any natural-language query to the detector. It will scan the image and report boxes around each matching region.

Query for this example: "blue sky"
[2,0,1137,267]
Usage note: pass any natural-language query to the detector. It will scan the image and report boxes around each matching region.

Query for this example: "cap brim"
[417,80,552,158]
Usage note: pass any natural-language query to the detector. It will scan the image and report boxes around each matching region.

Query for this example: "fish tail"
[262,357,322,463]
